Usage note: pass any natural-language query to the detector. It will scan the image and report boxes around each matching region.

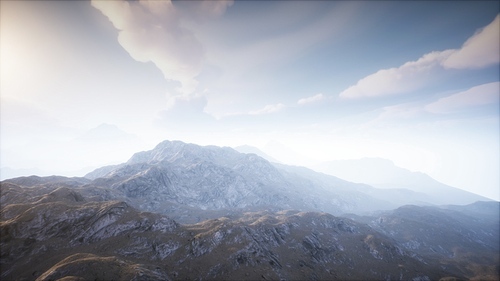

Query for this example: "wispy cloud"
[377,103,423,121]
[361,82,499,131]
[425,82,500,114]
[205,3,358,89]
[339,14,499,99]
[249,103,286,115]
[297,93,325,105]
[339,50,452,99]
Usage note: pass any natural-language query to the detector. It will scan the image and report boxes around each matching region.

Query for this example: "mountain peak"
[127,140,239,165]
[76,123,137,142]
[234,145,281,163]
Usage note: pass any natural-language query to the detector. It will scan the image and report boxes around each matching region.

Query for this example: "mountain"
[0,167,46,181]
[346,201,500,280]
[74,123,139,143]
[314,157,489,205]
[0,166,98,181]
[262,140,318,166]
[234,145,281,163]
[81,140,402,222]
[2,175,498,280]
[1,139,498,280]
[1,183,455,280]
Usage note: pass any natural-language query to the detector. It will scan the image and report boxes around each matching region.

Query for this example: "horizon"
[1,1,499,201]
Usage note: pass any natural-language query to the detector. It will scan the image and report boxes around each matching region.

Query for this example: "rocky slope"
[1,184,455,280]
[83,140,402,222]
[1,178,498,280]
[347,201,500,280]
[81,140,491,221]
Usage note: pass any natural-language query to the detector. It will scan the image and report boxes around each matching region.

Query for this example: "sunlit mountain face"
[1,1,499,280]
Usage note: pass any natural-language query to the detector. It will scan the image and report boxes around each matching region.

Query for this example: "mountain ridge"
[2,176,497,280]
[313,157,490,205]
[82,140,402,220]
[0,184,457,280]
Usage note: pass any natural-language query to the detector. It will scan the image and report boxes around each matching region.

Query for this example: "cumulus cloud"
[249,103,286,115]
[442,15,500,69]
[425,82,500,114]
[339,15,499,99]
[177,0,234,21]
[297,93,325,105]
[91,0,232,97]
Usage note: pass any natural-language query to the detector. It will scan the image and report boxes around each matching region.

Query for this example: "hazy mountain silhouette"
[234,145,281,163]
[314,157,489,205]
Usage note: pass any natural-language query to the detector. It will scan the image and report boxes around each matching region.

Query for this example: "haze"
[1,1,499,200]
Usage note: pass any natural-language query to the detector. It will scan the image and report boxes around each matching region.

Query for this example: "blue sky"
[1,1,499,200]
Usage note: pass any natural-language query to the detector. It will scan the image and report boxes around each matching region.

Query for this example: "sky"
[1,1,499,200]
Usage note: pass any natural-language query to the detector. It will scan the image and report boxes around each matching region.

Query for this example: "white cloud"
[177,0,234,21]
[91,0,232,98]
[377,103,423,121]
[366,82,499,124]
[209,102,286,119]
[297,93,325,105]
[339,50,453,99]
[339,15,499,99]
[442,15,500,69]
[249,103,286,115]
[425,82,500,114]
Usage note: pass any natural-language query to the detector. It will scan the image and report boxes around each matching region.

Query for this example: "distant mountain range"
[1,139,498,280]
[234,145,281,163]
[313,157,489,205]
[234,145,490,206]
[0,123,144,180]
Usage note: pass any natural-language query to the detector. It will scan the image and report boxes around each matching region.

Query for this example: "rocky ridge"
[1,184,451,280]
[84,140,400,222]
